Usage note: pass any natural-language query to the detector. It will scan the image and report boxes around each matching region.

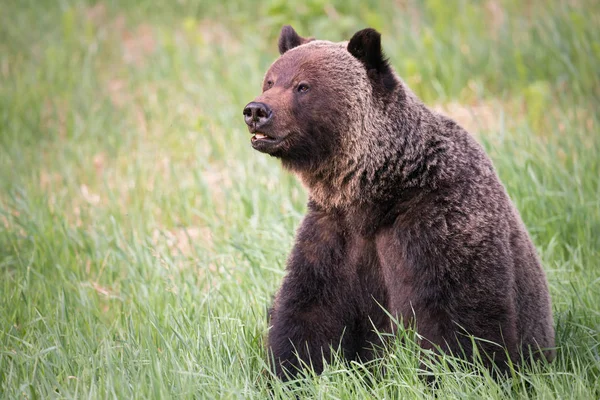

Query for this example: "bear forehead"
[266,40,365,81]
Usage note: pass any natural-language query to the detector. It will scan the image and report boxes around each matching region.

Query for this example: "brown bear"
[243,25,555,381]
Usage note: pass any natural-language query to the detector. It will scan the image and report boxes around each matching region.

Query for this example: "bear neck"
[298,86,448,211]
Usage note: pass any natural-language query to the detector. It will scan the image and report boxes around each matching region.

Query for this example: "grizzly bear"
[243,25,555,381]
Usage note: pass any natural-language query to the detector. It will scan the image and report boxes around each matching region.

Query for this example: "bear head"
[243,26,413,208]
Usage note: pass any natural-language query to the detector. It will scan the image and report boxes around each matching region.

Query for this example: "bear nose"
[243,102,272,130]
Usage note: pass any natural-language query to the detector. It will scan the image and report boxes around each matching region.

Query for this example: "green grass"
[1,0,599,398]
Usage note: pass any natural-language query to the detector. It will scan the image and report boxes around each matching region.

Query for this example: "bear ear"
[278,25,313,55]
[348,28,397,92]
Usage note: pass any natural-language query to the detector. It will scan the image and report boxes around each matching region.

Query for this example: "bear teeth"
[254,133,268,140]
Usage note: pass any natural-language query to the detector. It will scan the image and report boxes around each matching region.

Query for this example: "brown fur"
[244,26,555,381]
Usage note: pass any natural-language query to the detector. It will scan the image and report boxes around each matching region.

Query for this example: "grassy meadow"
[1,0,599,398]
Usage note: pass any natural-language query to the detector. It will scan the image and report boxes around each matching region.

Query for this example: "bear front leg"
[267,206,358,381]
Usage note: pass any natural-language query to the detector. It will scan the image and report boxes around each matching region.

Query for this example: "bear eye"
[264,80,274,90]
[297,83,310,93]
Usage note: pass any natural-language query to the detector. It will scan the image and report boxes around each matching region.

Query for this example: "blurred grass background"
[1,0,599,398]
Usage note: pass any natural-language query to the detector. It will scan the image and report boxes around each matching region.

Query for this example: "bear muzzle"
[243,101,285,153]
[243,102,273,133]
